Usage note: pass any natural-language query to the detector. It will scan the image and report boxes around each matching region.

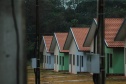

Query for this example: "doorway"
[107,54,109,74]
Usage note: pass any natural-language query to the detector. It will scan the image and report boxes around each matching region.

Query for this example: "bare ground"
[27,66,126,84]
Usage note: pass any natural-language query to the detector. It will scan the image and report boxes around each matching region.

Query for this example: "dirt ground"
[27,66,126,84]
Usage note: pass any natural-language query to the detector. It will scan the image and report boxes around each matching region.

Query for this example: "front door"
[107,54,109,74]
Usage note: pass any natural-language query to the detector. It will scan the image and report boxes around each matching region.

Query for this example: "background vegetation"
[25,0,126,60]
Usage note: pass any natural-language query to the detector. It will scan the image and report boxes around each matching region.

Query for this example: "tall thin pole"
[97,0,105,84]
[35,0,40,84]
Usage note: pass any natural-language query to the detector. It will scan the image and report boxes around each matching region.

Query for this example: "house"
[49,33,69,72]
[40,36,54,69]
[114,18,126,76]
[63,28,90,74]
[83,18,125,75]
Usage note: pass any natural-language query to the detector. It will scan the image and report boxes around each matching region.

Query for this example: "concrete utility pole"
[97,0,105,84]
[35,0,40,84]
[0,0,26,84]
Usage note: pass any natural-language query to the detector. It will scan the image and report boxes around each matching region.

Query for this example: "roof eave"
[63,29,72,50]
[71,28,80,50]
[49,34,56,52]
[54,33,61,52]
[43,36,48,52]
[83,18,97,47]
[114,18,126,41]
[40,36,45,52]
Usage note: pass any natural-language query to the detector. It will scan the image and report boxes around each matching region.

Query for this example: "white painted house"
[49,33,69,72]
[115,18,126,76]
[63,28,90,74]
[40,36,54,69]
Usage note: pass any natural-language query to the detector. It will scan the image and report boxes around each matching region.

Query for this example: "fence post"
[0,0,26,84]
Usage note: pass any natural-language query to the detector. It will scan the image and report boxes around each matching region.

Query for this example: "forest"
[25,0,126,60]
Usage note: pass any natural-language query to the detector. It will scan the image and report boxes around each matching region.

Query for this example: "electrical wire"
[11,0,20,84]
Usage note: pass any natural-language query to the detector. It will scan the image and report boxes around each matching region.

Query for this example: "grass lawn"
[27,66,126,84]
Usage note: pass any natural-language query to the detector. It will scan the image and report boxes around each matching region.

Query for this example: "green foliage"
[71,19,78,27]
[105,1,126,18]
[26,0,126,60]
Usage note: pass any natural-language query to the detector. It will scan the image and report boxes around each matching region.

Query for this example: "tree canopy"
[26,0,126,60]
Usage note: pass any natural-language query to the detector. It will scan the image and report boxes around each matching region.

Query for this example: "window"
[54,55,55,64]
[60,56,61,65]
[82,56,83,67]
[57,55,58,64]
[77,55,79,66]
[107,53,109,73]
[110,54,112,68]
[63,57,64,66]
[49,56,51,64]
[73,55,75,65]
[69,54,72,64]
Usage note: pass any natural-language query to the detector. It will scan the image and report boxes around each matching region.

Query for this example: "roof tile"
[71,28,90,51]
[95,18,124,47]
[55,33,69,52]
[43,36,53,52]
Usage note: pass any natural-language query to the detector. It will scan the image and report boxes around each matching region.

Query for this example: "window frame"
[73,54,75,65]
[110,54,112,68]
[63,56,64,66]
[57,55,58,64]
[77,55,79,66]
[82,56,83,67]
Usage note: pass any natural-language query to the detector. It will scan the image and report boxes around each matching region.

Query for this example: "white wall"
[90,36,97,54]
[69,39,76,74]
[54,44,59,71]
[69,38,88,74]
[90,39,94,53]
[76,47,87,73]
[43,46,47,68]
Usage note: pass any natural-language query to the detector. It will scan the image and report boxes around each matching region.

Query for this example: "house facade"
[64,28,90,74]
[40,36,54,69]
[115,18,126,76]
[84,18,125,75]
[49,33,69,72]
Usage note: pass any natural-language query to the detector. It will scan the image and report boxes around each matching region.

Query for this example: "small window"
[73,55,75,65]
[77,55,79,66]
[50,56,51,64]
[60,56,61,65]
[54,55,55,64]
[82,56,83,67]
[57,55,58,64]
[63,57,64,66]
[110,54,112,68]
